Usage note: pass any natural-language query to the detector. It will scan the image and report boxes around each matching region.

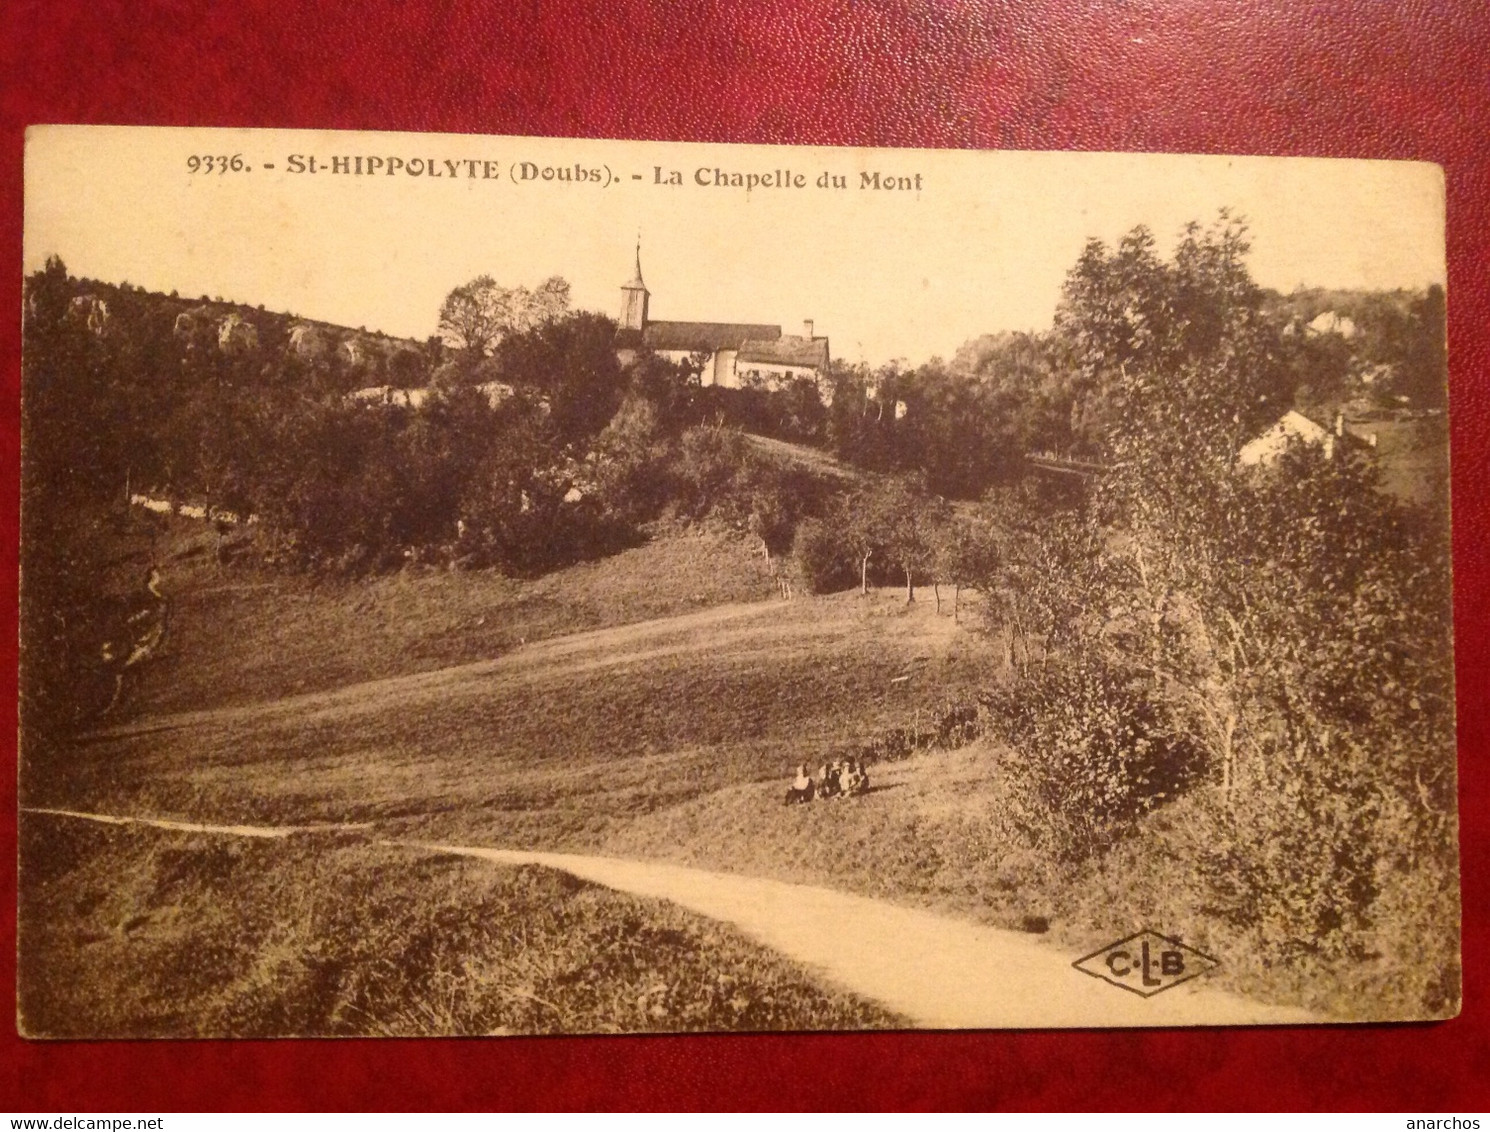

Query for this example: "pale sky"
[24,126,1445,366]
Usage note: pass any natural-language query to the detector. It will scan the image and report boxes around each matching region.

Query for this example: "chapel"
[614,245,829,389]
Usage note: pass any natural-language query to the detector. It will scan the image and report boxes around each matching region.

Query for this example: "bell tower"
[619,240,649,332]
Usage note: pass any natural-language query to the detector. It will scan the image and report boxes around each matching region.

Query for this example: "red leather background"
[2,0,1487,1112]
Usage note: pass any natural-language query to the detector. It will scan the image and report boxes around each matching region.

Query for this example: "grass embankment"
[126,522,778,719]
[19,812,902,1037]
[740,433,864,484]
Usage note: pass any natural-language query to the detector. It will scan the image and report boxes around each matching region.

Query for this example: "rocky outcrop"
[172,306,216,347]
[218,313,259,354]
[287,323,329,361]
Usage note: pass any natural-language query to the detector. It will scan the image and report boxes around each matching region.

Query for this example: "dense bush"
[856,701,984,764]
[982,653,1205,860]
[668,427,753,521]
[791,518,851,594]
[663,425,834,560]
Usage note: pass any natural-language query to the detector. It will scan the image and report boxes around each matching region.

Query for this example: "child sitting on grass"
[784,764,815,805]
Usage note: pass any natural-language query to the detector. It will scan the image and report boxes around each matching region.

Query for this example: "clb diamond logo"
[1073,931,1219,997]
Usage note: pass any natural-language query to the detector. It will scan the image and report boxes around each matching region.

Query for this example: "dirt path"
[25,806,372,839]
[407,842,1314,1030]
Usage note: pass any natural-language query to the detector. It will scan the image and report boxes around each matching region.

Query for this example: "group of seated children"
[783,758,870,805]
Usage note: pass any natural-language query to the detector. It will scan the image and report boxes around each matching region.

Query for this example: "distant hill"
[1261,285,1421,330]
[60,276,436,391]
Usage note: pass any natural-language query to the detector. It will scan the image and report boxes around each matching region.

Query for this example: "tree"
[884,481,946,603]
[1054,212,1288,468]
[625,352,704,436]
[1037,216,1301,797]
[437,274,571,356]
[773,375,828,444]
[792,516,850,594]
[457,396,571,575]
[825,359,913,471]
[747,486,793,565]
[838,476,936,599]
[387,346,427,389]
[593,391,669,522]
[933,510,999,620]
[841,485,889,596]
[489,310,624,445]
[1401,284,1448,408]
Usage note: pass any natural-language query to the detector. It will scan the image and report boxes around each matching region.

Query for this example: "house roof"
[642,320,781,353]
[736,335,829,370]
[1276,409,1330,442]
[1238,409,1378,467]
[1238,410,1330,466]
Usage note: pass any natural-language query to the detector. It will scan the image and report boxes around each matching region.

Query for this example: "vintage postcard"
[18,126,1457,1036]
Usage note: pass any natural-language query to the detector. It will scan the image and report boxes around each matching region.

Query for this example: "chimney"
[803,319,814,339]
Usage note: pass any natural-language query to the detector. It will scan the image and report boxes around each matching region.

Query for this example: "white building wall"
[648,349,818,391]
[712,349,738,387]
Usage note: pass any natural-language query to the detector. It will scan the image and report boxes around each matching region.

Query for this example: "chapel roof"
[642,320,782,353]
[736,335,830,369]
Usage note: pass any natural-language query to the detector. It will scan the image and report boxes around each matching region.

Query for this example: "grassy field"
[35,523,997,854]
[1345,411,1450,507]
[22,518,1009,1033]
[124,522,780,719]
[19,812,902,1037]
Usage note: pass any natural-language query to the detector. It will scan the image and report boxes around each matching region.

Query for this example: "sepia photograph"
[18,126,1458,1037]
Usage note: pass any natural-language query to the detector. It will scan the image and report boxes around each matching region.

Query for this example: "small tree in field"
[884,482,946,603]
[841,485,889,596]
[834,476,943,601]
[933,511,1000,620]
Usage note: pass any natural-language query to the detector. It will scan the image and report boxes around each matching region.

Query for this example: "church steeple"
[627,240,646,289]
[619,238,649,332]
